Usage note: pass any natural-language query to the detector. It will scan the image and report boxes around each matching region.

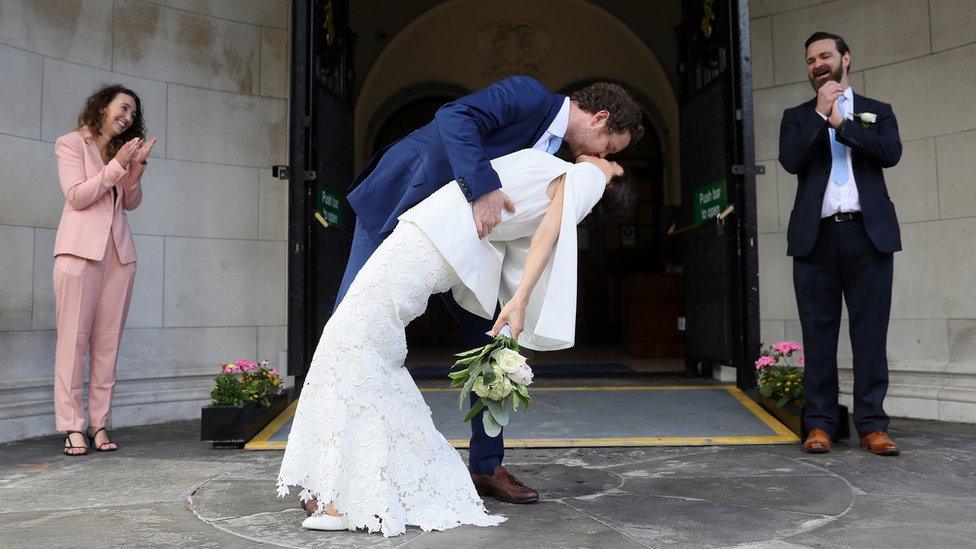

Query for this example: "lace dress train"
[276,222,505,537]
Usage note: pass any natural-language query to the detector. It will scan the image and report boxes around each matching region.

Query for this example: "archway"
[355,0,681,204]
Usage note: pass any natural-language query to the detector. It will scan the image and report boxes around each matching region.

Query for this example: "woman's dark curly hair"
[593,173,637,225]
[570,82,644,143]
[76,84,146,159]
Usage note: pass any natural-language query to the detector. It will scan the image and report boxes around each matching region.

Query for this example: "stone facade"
[0,0,290,443]
[752,0,976,422]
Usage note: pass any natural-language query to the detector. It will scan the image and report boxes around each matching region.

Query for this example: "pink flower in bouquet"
[755,355,777,370]
[508,364,534,386]
[235,359,259,373]
[220,362,240,374]
[772,341,802,356]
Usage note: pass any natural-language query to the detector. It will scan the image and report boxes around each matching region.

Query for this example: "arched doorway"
[354,0,685,362]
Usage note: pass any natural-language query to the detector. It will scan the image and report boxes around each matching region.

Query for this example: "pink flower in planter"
[772,341,802,356]
[755,356,777,370]
[235,359,259,373]
[220,362,241,374]
[800,356,806,366]
[269,369,281,378]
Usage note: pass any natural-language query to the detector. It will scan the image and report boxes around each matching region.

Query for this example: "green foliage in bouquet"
[449,334,534,437]
[209,359,285,407]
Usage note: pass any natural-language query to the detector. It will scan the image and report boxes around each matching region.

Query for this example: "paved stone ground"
[2,409,975,547]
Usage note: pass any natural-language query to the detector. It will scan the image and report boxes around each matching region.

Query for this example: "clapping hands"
[816,81,846,128]
[115,137,158,167]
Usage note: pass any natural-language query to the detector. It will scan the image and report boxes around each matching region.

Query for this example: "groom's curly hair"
[593,173,637,225]
[571,82,644,142]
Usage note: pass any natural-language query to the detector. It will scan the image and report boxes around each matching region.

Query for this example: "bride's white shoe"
[301,513,347,531]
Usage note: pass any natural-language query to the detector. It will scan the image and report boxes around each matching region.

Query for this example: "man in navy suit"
[337,77,643,502]
[779,32,903,456]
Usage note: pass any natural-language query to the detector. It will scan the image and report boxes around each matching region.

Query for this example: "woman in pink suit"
[54,84,157,456]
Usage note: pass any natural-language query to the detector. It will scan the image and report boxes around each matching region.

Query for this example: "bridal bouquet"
[448,327,534,437]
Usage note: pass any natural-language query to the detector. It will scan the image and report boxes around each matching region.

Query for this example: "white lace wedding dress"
[276,150,606,537]
[276,222,505,537]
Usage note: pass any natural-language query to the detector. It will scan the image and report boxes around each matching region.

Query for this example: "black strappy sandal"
[87,427,118,452]
[63,430,89,456]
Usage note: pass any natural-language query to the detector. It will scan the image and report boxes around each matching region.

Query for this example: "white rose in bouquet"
[491,347,527,375]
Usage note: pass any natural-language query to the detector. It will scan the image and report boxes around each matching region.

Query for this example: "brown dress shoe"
[803,428,833,454]
[471,466,539,504]
[859,431,901,456]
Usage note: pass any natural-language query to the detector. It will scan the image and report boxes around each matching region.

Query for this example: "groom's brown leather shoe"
[471,466,539,504]
[859,431,901,456]
[802,428,833,453]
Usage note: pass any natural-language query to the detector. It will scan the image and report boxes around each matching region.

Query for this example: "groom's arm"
[834,102,902,168]
[434,76,551,202]
[778,106,829,175]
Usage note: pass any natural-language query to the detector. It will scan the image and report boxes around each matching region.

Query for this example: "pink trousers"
[53,230,135,431]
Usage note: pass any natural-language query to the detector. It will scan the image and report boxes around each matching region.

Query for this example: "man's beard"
[810,64,844,90]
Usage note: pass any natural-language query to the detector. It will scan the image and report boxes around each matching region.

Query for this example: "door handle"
[314,212,330,229]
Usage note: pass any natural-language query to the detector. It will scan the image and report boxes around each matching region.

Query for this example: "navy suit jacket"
[778,93,903,257]
[347,76,566,238]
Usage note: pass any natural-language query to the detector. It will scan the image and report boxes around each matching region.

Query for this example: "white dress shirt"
[532,97,570,152]
[818,86,861,218]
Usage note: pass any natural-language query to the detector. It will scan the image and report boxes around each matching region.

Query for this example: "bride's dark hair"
[592,173,637,224]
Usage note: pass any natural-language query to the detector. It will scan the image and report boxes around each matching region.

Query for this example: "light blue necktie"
[829,96,849,185]
[546,136,563,154]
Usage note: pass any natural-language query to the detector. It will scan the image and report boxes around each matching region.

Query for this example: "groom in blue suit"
[335,76,643,502]
[779,33,903,457]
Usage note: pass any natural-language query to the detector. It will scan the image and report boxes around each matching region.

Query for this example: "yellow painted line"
[245,399,298,450]
[447,434,796,448]
[724,386,799,441]
[245,385,798,450]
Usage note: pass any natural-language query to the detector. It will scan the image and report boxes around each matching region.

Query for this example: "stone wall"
[751,0,976,422]
[0,0,290,443]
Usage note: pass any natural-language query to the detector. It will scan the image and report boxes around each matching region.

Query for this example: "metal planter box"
[200,394,289,448]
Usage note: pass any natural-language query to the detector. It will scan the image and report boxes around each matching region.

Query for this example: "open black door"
[288,0,356,382]
[676,0,760,388]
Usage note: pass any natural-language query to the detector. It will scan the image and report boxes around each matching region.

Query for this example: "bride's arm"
[490,175,566,339]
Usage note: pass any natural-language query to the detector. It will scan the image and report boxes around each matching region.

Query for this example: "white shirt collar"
[549,97,570,139]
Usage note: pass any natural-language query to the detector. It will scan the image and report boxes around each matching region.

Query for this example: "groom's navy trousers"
[333,218,503,475]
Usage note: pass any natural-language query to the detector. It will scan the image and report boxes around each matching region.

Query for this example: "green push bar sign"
[694,179,728,223]
[317,187,344,230]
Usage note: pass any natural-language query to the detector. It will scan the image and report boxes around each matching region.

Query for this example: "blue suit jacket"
[779,93,903,257]
[347,76,566,238]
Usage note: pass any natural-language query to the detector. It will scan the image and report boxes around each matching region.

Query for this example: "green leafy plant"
[755,341,805,407]
[209,359,284,407]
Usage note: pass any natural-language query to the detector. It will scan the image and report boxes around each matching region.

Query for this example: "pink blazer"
[53,129,145,263]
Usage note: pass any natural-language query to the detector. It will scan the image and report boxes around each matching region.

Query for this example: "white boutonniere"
[853,112,877,128]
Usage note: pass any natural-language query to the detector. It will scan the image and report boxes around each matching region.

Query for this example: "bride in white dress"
[276,149,629,537]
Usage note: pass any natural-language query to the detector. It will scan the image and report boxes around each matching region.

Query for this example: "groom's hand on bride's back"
[472,188,517,239]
